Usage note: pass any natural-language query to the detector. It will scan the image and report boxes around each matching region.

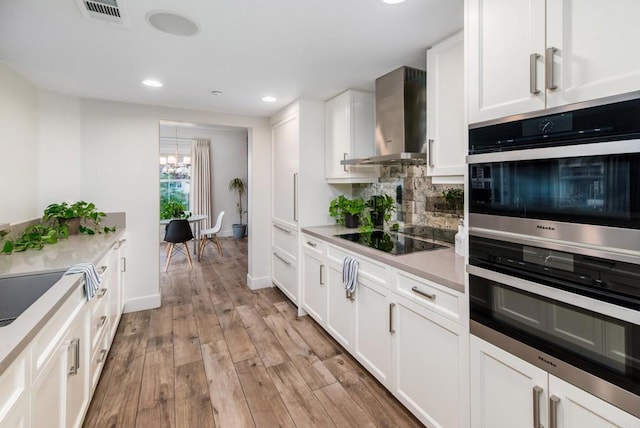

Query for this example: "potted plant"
[43,201,115,235]
[367,194,396,228]
[329,195,365,228]
[160,200,190,220]
[229,177,247,238]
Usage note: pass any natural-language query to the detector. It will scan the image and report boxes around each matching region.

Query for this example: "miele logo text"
[536,225,556,231]
[538,356,557,368]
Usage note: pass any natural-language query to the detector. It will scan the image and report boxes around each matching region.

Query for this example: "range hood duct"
[342,66,427,166]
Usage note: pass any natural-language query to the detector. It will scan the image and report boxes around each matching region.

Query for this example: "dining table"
[160,214,208,259]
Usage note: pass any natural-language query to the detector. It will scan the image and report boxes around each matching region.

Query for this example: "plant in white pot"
[228,177,247,239]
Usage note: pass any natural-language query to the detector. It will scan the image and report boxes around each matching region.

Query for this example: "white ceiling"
[0,0,463,117]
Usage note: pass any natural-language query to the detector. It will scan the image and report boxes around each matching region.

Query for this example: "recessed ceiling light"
[147,11,199,36]
[211,90,223,96]
[262,96,277,102]
[142,79,163,87]
[381,0,406,3]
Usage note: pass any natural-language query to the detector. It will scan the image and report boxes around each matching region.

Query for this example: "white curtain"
[190,140,213,229]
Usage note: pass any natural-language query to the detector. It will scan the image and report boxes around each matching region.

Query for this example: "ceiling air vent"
[76,0,129,26]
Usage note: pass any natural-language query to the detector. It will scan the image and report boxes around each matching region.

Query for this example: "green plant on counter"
[44,201,115,235]
[160,200,191,220]
[442,188,464,212]
[329,195,365,225]
[1,224,61,254]
[366,194,396,228]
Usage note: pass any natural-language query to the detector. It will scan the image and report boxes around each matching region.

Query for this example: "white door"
[66,312,89,428]
[31,345,67,428]
[272,113,299,227]
[548,375,639,428]
[470,335,548,428]
[426,30,466,181]
[355,277,393,387]
[468,0,546,123]
[0,394,29,428]
[546,0,640,108]
[393,295,464,428]
[325,91,351,180]
[326,265,355,351]
[301,250,326,325]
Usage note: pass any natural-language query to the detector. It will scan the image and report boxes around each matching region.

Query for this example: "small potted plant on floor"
[229,177,247,238]
[329,195,365,228]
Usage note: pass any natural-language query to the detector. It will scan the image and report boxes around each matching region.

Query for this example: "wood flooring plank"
[191,293,224,345]
[236,304,289,367]
[135,400,175,428]
[175,361,216,428]
[201,340,255,428]
[267,361,335,428]
[146,304,174,351]
[264,312,336,390]
[214,300,258,363]
[314,382,376,428]
[138,347,174,410]
[274,301,342,361]
[173,303,202,367]
[235,357,295,428]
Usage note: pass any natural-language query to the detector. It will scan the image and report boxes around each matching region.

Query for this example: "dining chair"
[163,219,194,272]
[198,211,225,261]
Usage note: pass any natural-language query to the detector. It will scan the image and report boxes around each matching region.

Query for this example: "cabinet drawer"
[90,329,110,392]
[395,270,462,323]
[90,288,110,355]
[327,245,387,284]
[302,234,325,256]
[272,249,298,302]
[0,352,27,421]
[273,223,298,260]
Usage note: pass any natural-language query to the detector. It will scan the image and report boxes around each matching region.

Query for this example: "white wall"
[79,99,271,311]
[0,64,39,224]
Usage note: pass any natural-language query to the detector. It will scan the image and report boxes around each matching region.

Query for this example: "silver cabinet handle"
[530,53,540,94]
[68,338,80,376]
[121,257,126,273]
[427,139,435,167]
[98,349,108,364]
[545,47,558,90]
[549,395,561,428]
[411,286,436,301]
[273,252,291,266]
[98,315,107,329]
[98,265,108,276]
[389,303,396,334]
[319,264,325,285]
[343,153,349,172]
[533,386,543,428]
[274,224,292,234]
[97,288,108,298]
[293,172,298,222]
[306,241,317,248]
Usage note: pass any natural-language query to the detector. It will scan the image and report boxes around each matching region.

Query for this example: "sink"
[0,271,65,327]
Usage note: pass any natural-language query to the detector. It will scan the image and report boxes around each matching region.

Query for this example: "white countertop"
[0,229,126,374]
[302,225,465,293]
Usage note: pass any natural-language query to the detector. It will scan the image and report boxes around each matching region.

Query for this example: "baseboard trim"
[123,293,161,313]
[247,274,272,290]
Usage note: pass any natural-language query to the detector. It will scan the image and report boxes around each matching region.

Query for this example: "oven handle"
[467,265,639,325]
[466,139,640,164]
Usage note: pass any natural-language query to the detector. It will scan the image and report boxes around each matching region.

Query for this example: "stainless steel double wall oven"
[467,92,640,417]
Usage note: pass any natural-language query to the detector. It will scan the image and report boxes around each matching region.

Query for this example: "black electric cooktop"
[337,230,447,255]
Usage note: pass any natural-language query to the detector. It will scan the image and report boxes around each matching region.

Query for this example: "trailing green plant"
[442,188,464,212]
[229,177,247,225]
[44,201,115,235]
[329,195,365,225]
[160,200,190,220]
[0,224,62,254]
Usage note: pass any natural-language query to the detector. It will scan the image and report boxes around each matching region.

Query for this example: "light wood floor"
[83,237,422,427]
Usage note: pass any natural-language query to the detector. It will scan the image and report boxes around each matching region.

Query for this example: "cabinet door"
[272,113,299,226]
[0,394,29,428]
[31,344,66,428]
[546,0,640,108]
[468,0,546,123]
[326,265,355,350]
[66,311,89,428]
[470,335,548,428]
[393,295,464,428]
[548,375,639,428]
[426,31,466,181]
[301,251,326,325]
[355,277,393,386]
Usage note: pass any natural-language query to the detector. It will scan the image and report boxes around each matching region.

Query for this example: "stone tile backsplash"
[353,165,463,232]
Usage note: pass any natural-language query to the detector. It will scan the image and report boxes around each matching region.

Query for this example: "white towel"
[342,256,359,294]
[65,263,102,301]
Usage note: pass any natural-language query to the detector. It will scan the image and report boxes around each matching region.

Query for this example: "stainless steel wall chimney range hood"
[342,66,427,166]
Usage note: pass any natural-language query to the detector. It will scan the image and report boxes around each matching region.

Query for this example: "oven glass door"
[469,153,640,229]
[470,274,640,396]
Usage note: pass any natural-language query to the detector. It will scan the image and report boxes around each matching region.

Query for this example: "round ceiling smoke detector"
[147,11,199,36]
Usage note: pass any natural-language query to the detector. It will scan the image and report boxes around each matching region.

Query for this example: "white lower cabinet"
[470,335,639,428]
[31,344,66,428]
[1,394,29,428]
[301,242,326,324]
[65,310,89,428]
[325,264,355,350]
[393,294,465,428]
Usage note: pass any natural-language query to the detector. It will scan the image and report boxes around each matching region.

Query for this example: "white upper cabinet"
[272,112,300,228]
[426,30,466,182]
[324,90,379,183]
[468,0,640,124]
